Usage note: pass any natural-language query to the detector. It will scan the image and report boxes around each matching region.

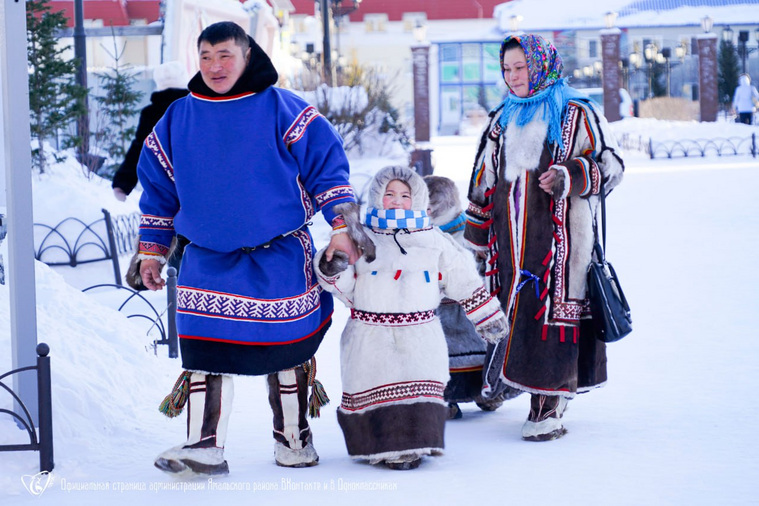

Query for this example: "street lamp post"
[661,47,671,97]
[736,29,759,73]
[644,43,658,98]
[330,0,362,79]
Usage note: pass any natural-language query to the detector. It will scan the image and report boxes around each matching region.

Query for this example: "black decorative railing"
[81,267,179,358]
[34,209,140,286]
[618,133,757,159]
[0,343,54,472]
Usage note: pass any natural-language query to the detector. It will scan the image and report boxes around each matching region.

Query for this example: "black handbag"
[587,186,632,343]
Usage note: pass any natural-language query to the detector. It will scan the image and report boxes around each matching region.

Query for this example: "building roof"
[49,0,160,28]
[619,0,759,16]
[288,0,509,21]
[494,0,759,31]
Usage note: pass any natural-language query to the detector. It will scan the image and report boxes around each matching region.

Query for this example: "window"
[364,13,388,33]
[588,40,598,59]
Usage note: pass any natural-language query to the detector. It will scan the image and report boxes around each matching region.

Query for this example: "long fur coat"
[464,99,624,397]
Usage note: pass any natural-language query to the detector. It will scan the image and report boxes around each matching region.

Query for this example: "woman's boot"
[521,393,568,441]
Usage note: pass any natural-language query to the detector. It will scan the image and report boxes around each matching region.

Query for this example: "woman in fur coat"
[464,35,624,441]
[315,166,508,470]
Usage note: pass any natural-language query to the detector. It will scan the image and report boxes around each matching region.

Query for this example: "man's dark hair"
[197,21,250,53]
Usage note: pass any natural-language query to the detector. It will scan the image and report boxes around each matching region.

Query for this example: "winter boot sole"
[475,400,504,412]
[274,441,319,468]
[385,458,422,470]
[154,456,230,477]
[522,426,568,442]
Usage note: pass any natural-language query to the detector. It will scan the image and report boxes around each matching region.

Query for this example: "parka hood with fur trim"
[368,166,430,212]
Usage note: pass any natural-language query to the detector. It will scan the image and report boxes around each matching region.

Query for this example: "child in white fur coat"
[314,166,507,470]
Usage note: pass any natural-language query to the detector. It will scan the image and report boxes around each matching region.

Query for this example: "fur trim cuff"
[137,253,167,264]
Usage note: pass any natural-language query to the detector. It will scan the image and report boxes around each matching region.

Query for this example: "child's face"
[382,179,412,210]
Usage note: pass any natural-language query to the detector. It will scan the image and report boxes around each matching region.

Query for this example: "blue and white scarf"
[364,208,431,230]
[439,212,467,235]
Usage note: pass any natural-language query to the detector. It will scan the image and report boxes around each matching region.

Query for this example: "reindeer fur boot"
[268,366,319,467]
[154,373,234,477]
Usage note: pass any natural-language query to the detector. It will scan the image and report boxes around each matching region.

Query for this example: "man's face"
[198,39,250,94]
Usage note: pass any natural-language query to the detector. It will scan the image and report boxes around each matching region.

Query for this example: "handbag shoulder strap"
[600,180,607,253]
[591,181,607,262]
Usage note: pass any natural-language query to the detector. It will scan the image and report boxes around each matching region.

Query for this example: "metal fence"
[34,209,140,285]
[0,343,54,472]
[618,132,757,159]
[82,267,179,359]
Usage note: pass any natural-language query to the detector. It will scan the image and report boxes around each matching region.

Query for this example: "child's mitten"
[477,313,509,344]
[333,202,376,262]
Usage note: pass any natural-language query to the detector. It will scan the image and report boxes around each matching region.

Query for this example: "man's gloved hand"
[478,313,509,344]
[319,250,349,277]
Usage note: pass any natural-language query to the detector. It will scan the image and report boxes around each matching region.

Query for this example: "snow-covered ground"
[1,117,758,505]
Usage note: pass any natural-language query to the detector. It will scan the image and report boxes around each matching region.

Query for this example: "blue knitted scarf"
[365,208,430,230]
[438,212,467,235]
[497,78,585,150]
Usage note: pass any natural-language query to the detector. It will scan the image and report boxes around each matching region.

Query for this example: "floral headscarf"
[500,34,563,97]
[496,34,583,150]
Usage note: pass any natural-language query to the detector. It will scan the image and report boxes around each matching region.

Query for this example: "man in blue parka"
[136,21,364,476]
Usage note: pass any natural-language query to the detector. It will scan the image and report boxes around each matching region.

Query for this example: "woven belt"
[240,223,310,253]
[350,308,435,326]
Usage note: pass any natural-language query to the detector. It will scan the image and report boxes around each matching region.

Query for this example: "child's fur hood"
[368,166,429,211]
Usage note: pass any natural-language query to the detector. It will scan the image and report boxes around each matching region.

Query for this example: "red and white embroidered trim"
[351,309,434,326]
[341,380,445,411]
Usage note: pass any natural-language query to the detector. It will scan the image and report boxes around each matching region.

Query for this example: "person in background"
[112,61,189,201]
[315,166,507,470]
[135,21,368,476]
[732,73,759,125]
[465,34,624,442]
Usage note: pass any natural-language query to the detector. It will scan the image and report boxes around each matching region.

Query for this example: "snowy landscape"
[1,116,758,505]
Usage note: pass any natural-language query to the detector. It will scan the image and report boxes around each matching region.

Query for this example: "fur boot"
[332,202,375,262]
[154,373,234,476]
[521,394,569,442]
[267,366,319,467]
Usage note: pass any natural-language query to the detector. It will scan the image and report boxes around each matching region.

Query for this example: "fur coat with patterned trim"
[464,98,624,397]
[314,223,503,461]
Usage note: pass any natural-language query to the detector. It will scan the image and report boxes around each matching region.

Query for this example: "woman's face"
[502,47,530,98]
[382,179,412,210]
